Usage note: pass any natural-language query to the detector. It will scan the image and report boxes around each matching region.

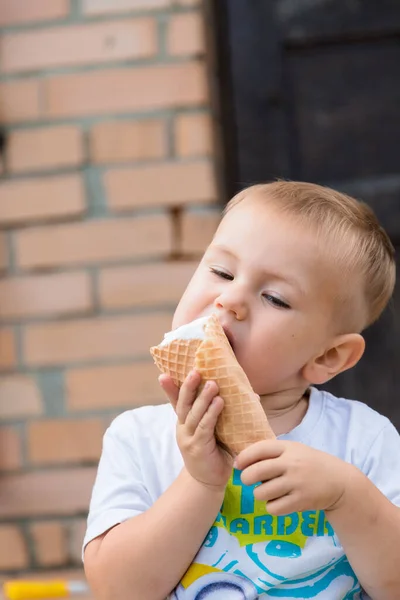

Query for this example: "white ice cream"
[160,315,210,346]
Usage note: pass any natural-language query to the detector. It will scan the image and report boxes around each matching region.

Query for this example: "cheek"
[171,276,207,328]
[172,309,194,329]
[247,321,307,367]
[172,296,197,329]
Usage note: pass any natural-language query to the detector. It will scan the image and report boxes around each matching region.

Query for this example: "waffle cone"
[150,314,275,454]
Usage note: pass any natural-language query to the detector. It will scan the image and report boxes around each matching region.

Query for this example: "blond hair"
[224,181,396,330]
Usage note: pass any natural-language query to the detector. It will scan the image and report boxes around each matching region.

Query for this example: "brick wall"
[0,0,220,575]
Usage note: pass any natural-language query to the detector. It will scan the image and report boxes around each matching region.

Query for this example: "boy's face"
[172,196,341,395]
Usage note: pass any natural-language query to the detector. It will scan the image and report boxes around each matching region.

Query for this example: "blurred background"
[0,0,398,592]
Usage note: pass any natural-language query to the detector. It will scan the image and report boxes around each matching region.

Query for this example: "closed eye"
[262,294,291,309]
[210,267,234,281]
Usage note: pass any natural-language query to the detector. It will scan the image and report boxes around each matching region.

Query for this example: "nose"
[214,285,248,321]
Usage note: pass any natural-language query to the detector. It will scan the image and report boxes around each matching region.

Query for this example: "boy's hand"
[235,440,354,515]
[159,370,233,492]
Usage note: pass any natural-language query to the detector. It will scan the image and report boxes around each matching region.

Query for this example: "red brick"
[8,126,83,174]
[23,312,172,366]
[83,0,170,14]
[15,215,172,269]
[15,568,87,579]
[0,233,8,272]
[69,519,87,564]
[44,62,207,118]
[167,12,205,56]
[0,79,41,123]
[0,468,96,518]
[28,418,104,465]
[0,175,85,226]
[0,272,92,320]
[99,261,197,309]
[0,427,22,471]
[30,522,68,567]
[1,19,157,74]
[0,526,28,570]
[175,113,212,157]
[66,362,167,411]
[105,160,217,210]
[0,328,17,371]
[0,376,43,419]
[0,0,69,26]
[90,119,166,163]
[181,209,220,254]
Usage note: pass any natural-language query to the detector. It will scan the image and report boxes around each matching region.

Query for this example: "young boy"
[83,181,400,600]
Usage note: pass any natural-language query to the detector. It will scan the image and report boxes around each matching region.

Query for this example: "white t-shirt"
[83,387,400,599]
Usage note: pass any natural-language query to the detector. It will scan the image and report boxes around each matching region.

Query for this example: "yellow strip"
[3,581,69,599]
[181,563,222,588]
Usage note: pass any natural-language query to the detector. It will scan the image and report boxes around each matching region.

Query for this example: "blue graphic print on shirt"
[171,469,362,599]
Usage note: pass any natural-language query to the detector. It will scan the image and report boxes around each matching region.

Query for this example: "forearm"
[86,467,224,600]
[326,466,400,599]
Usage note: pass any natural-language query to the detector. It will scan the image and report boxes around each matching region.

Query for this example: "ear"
[302,334,365,385]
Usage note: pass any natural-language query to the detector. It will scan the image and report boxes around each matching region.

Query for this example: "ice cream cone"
[150,314,275,454]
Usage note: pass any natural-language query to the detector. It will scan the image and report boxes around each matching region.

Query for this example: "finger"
[241,458,284,487]
[185,380,219,435]
[235,440,284,471]
[194,395,224,442]
[176,370,202,424]
[253,476,291,504]
[265,493,297,516]
[158,375,179,410]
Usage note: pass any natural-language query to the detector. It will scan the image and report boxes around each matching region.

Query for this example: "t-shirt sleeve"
[361,420,400,506]
[82,413,152,558]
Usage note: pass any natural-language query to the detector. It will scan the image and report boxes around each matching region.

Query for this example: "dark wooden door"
[209,0,400,427]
